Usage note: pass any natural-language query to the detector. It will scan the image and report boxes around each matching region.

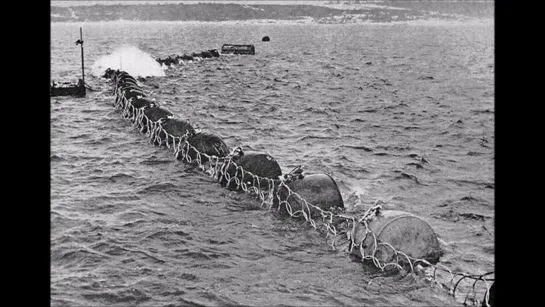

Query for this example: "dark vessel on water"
[221,44,255,55]
[51,27,87,97]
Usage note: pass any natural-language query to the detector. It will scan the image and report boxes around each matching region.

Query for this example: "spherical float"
[275,173,344,216]
[350,210,442,265]
[141,106,173,133]
[156,118,195,146]
[221,151,282,191]
[143,106,173,122]
[200,51,213,58]
[184,132,230,163]
[117,87,145,109]
[209,49,220,57]
[130,97,157,109]
[180,54,194,61]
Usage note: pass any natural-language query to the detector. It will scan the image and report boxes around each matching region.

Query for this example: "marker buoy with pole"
[75,27,86,96]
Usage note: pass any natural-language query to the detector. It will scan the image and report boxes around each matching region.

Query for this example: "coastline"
[50,16,493,28]
[51,2,494,24]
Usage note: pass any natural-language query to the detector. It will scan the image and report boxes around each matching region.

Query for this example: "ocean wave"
[91,45,166,78]
[393,170,425,185]
[52,245,110,267]
[137,182,178,194]
[447,178,494,189]
[81,288,152,305]
[108,173,137,183]
[51,154,66,162]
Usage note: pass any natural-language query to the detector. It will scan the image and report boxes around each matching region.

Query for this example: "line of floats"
[101,46,494,305]
[155,44,256,67]
[102,63,443,262]
[52,28,493,306]
[103,64,447,259]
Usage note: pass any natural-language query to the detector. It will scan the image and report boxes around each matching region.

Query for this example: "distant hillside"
[50,2,493,23]
[51,3,352,22]
[378,1,494,18]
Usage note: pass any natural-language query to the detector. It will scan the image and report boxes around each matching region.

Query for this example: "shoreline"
[51,16,493,27]
[51,2,494,24]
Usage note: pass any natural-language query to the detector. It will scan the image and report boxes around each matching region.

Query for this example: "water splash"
[91,45,165,77]
[337,178,370,212]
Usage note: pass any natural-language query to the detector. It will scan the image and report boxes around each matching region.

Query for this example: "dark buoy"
[103,68,116,79]
[130,97,157,109]
[143,106,173,122]
[221,151,282,191]
[157,118,195,146]
[349,210,442,265]
[184,132,230,163]
[200,51,213,58]
[180,54,194,61]
[209,49,220,57]
[262,36,270,42]
[275,173,344,216]
[141,106,173,133]
[120,86,146,103]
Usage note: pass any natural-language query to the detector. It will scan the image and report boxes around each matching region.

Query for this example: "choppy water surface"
[51,17,494,307]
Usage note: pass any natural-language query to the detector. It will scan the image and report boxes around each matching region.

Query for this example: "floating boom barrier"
[156,49,220,67]
[155,44,255,69]
[103,69,494,307]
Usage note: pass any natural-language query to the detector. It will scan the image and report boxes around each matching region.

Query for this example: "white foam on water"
[91,45,166,77]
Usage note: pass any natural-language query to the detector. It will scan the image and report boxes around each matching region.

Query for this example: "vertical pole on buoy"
[76,27,85,85]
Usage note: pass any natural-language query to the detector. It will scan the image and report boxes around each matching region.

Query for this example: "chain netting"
[108,71,494,306]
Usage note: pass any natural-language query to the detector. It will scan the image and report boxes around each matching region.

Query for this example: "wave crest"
[90,45,165,77]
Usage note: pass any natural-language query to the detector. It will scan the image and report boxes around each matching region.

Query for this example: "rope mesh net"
[108,71,494,306]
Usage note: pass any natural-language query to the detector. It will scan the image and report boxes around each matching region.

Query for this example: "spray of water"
[91,45,166,78]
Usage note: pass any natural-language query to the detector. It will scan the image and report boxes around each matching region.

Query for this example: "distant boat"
[221,44,255,55]
[50,79,86,97]
[51,27,87,97]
